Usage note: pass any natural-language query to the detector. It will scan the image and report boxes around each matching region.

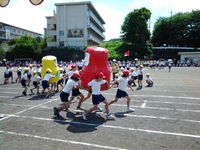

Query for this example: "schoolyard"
[0,66,200,150]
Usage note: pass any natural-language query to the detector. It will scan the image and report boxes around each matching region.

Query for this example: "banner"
[124,50,130,57]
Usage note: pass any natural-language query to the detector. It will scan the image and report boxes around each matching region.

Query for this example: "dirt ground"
[0,66,200,150]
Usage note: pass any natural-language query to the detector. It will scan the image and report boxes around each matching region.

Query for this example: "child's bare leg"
[108,98,118,105]
[86,105,98,115]
[102,100,110,114]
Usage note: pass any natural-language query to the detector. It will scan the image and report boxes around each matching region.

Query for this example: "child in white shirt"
[146,73,153,87]
[109,70,134,112]
[82,72,115,120]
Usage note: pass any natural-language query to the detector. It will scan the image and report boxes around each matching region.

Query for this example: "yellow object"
[23,67,28,72]
[41,55,60,83]
[32,70,37,74]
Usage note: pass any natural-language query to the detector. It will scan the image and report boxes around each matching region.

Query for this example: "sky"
[0,0,199,41]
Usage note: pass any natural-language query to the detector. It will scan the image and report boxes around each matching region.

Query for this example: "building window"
[59,30,64,36]
[17,30,21,35]
[12,28,16,33]
[59,41,64,47]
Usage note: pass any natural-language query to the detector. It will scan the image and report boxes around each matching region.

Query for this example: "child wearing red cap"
[82,72,115,120]
[65,64,76,84]
[53,72,81,118]
[109,70,135,112]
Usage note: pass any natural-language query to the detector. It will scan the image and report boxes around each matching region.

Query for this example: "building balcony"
[87,23,105,39]
[90,12,105,32]
[87,34,103,45]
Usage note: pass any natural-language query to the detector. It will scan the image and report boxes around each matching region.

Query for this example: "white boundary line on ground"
[1,114,200,139]
[0,99,58,121]
[0,130,128,150]
[141,100,147,108]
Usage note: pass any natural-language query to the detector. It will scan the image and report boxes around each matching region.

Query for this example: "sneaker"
[46,95,50,99]
[53,107,62,118]
[106,114,115,120]
[77,106,85,110]
[127,107,135,113]
[22,91,27,96]
[82,112,87,120]
[96,106,103,112]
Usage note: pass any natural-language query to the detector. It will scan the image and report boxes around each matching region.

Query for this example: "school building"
[44,1,105,50]
[0,21,42,46]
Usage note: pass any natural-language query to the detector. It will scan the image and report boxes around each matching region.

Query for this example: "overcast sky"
[0,0,199,40]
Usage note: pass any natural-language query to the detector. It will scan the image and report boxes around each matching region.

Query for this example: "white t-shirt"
[138,69,143,75]
[117,77,128,91]
[88,79,106,95]
[28,68,33,75]
[67,71,74,78]
[33,75,41,82]
[43,73,52,81]
[17,67,22,72]
[131,71,137,77]
[62,79,77,93]
[4,69,9,74]
[22,73,28,80]
[147,77,153,82]
[36,67,41,73]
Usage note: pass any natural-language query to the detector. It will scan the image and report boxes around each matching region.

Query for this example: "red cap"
[73,72,80,79]
[71,64,76,69]
[123,70,129,75]
[96,72,105,78]
[37,64,40,67]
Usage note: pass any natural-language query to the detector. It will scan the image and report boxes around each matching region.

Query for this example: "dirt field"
[0,66,200,150]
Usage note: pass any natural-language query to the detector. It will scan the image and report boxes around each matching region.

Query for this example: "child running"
[53,72,81,118]
[21,67,29,96]
[40,68,55,98]
[82,72,115,120]
[30,71,41,94]
[109,70,135,112]
[15,64,22,83]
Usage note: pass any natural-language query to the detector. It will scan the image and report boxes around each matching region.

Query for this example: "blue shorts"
[138,74,143,80]
[33,81,40,88]
[42,80,49,89]
[28,74,32,79]
[131,76,137,80]
[57,78,64,84]
[92,94,105,105]
[17,72,21,76]
[21,79,27,87]
[4,74,9,79]
[72,89,81,96]
[60,91,69,102]
[9,72,13,77]
[116,89,128,98]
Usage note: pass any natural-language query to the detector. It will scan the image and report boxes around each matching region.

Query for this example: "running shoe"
[96,106,103,112]
[82,112,87,120]
[106,114,115,120]
[127,107,135,112]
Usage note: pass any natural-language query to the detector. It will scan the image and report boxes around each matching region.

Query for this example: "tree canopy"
[121,7,152,59]
[152,10,200,47]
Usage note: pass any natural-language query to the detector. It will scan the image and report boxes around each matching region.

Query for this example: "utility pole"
[169,10,173,46]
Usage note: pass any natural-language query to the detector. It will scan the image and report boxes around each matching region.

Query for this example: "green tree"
[0,46,6,61]
[9,35,42,61]
[152,10,200,47]
[121,7,152,59]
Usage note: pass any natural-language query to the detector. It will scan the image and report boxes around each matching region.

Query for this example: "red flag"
[124,50,130,56]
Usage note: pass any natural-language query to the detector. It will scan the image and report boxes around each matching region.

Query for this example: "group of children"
[53,69,136,121]
[3,63,154,121]
[114,65,154,89]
